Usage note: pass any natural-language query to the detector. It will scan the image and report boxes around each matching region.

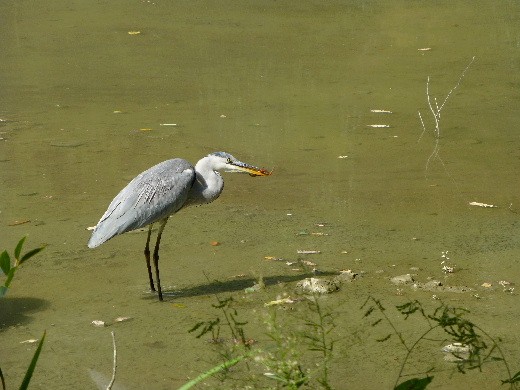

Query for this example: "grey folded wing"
[88,159,196,248]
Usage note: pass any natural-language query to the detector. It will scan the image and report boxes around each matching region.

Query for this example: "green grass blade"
[0,366,6,390]
[19,330,46,390]
[14,237,27,261]
[177,354,247,390]
[0,251,10,275]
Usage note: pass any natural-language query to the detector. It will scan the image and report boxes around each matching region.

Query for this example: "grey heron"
[88,152,271,301]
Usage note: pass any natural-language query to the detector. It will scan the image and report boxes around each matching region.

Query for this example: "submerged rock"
[296,277,340,294]
[390,274,415,285]
[412,280,473,293]
[442,342,473,362]
[333,269,359,283]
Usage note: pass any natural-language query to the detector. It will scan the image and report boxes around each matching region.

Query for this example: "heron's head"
[207,152,271,176]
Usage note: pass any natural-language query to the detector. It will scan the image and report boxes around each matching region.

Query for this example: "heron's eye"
[226,158,232,164]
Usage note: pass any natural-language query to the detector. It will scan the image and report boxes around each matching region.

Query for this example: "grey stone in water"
[411,280,473,293]
[390,274,415,285]
[333,270,359,283]
[296,277,340,294]
[442,343,472,362]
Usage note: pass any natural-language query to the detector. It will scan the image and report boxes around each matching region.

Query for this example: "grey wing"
[88,159,195,248]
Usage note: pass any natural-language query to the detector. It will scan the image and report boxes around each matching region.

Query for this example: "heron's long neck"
[186,157,224,206]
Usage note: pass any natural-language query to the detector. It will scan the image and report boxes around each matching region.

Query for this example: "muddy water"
[1,1,519,389]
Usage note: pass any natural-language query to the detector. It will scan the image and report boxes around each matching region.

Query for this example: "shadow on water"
[0,297,50,331]
[144,271,339,300]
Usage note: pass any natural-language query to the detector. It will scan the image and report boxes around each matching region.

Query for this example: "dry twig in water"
[418,57,475,175]
[106,331,117,390]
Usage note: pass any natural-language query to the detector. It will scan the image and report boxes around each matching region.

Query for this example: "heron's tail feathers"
[87,225,119,248]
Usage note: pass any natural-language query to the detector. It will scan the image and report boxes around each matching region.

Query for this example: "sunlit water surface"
[1,1,519,389]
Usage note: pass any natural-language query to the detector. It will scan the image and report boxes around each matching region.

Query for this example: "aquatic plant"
[0,237,46,390]
[184,291,340,389]
[184,286,520,389]
[361,296,520,389]
[1,236,45,298]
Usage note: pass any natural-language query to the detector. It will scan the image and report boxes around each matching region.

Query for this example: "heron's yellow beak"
[227,160,272,177]
[246,167,272,177]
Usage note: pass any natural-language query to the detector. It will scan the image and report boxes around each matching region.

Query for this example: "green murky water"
[1,1,519,389]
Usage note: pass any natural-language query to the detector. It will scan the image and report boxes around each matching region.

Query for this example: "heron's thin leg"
[153,218,169,301]
[144,224,155,292]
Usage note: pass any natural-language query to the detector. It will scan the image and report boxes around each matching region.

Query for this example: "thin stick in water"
[106,331,117,390]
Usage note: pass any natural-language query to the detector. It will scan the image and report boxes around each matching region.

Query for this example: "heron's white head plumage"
[202,152,270,176]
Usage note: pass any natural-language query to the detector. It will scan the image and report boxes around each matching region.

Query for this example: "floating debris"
[264,256,284,261]
[20,339,38,344]
[370,109,393,113]
[159,123,177,126]
[139,128,153,132]
[311,232,329,236]
[114,316,132,323]
[337,155,348,159]
[91,320,106,327]
[264,297,296,306]
[481,282,492,288]
[442,265,455,274]
[367,124,391,128]
[301,260,317,267]
[50,142,85,148]
[113,110,123,114]
[418,48,432,51]
[297,250,321,255]
[498,280,515,293]
[469,201,497,208]
[128,31,141,35]
[86,226,96,231]
[8,219,31,226]
[210,241,220,246]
